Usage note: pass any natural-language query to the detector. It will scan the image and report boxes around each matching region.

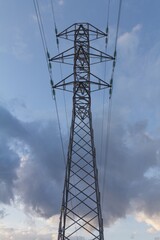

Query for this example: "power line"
[105,0,111,49]
[114,0,122,52]
[33,0,66,165]
[49,4,79,234]
[50,0,70,137]
[50,0,57,28]
[33,0,48,67]
[101,0,123,207]
[109,0,122,98]
[99,0,111,192]
[102,98,112,207]
[53,93,66,165]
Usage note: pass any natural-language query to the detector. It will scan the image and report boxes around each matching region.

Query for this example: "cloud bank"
[0,24,160,238]
[0,100,160,231]
[0,104,65,218]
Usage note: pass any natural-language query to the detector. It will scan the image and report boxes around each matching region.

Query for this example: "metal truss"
[50,23,114,240]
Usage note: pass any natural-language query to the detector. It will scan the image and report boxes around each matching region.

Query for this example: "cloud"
[0,106,23,204]
[0,209,7,219]
[11,30,32,61]
[118,24,142,59]
[136,212,160,232]
[0,226,53,240]
[96,24,160,230]
[58,0,64,6]
[0,104,65,217]
[0,23,160,234]
[99,118,160,226]
[0,214,59,240]
[0,98,160,232]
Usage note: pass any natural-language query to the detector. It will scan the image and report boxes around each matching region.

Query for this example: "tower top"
[57,22,107,41]
[49,23,114,93]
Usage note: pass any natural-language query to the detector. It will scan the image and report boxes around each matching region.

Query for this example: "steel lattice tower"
[50,23,114,240]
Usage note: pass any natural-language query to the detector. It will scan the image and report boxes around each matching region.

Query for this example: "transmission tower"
[50,23,114,240]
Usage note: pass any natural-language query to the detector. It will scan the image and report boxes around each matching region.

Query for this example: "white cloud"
[136,212,160,233]
[117,24,142,62]
[0,214,59,240]
[1,19,160,236]
[11,30,32,61]
[0,227,52,240]
[58,0,64,6]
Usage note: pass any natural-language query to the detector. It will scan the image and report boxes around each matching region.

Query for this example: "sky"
[0,0,160,239]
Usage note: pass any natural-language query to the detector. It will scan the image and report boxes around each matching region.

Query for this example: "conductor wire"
[102,0,122,208]
[33,0,66,165]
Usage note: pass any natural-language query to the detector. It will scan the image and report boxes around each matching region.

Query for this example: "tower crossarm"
[49,24,114,93]
[51,73,111,93]
[57,22,108,42]
[49,46,114,65]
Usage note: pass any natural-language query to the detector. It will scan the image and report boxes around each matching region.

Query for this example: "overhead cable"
[50,0,70,137]
[102,0,123,207]
[109,0,122,98]
[33,0,66,165]
[99,0,111,192]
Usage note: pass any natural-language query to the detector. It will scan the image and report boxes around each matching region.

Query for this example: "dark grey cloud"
[0,105,65,217]
[0,104,27,139]
[0,105,22,204]
[155,237,160,240]
[97,117,160,226]
[0,139,19,203]
[0,103,159,227]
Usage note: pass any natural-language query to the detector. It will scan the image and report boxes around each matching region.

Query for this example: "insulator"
[106,26,108,34]
[55,27,58,35]
[50,78,54,87]
[49,62,52,69]
[113,60,116,68]
[56,37,59,46]
[47,51,50,59]
[52,88,56,97]
[109,87,112,97]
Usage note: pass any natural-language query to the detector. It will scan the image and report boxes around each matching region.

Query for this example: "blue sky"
[0,0,160,240]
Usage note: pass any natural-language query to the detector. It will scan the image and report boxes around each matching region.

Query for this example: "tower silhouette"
[50,23,114,240]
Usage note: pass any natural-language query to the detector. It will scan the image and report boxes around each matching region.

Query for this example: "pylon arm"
[52,72,111,92]
[52,73,74,92]
[57,23,107,42]
[49,47,74,65]
[50,46,114,65]
[89,46,115,65]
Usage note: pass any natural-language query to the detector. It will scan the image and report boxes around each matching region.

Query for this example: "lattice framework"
[50,23,114,240]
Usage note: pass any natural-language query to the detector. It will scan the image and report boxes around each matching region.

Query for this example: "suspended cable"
[50,3,78,231]
[114,0,122,52]
[50,4,79,232]
[50,0,59,48]
[99,0,111,191]
[102,0,122,207]
[33,0,48,67]
[105,0,111,50]
[109,0,122,98]
[52,91,66,165]
[33,0,66,165]
[102,97,112,207]
[50,0,70,137]
[50,0,56,27]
